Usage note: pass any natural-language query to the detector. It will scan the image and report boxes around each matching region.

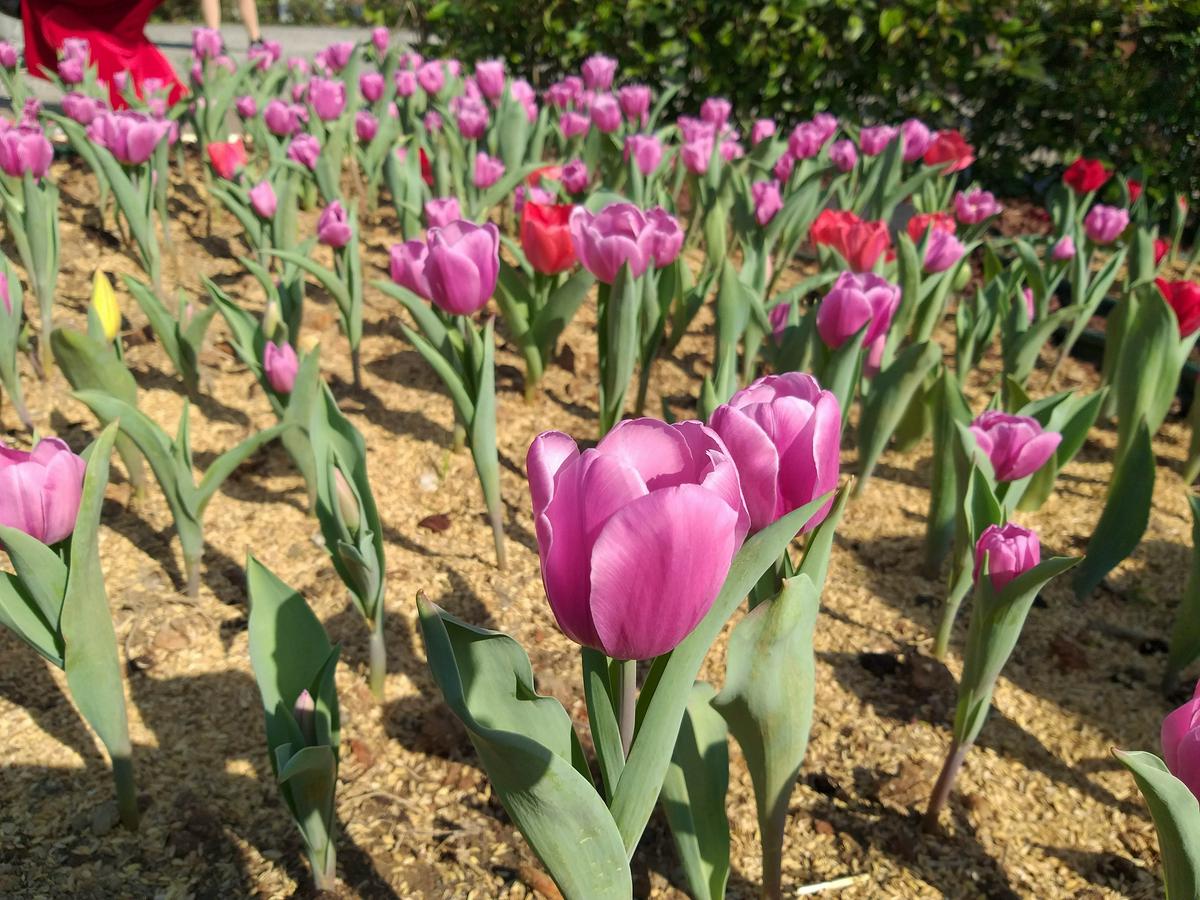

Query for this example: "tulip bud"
[1162,683,1200,799]
[91,271,121,342]
[263,341,298,394]
[829,139,857,172]
[334,467,361,535]
[1083,204,1130,245]
[1050,235,1076,261]
[969,411,1061,482]
[262,299,283,341]
[424,196,461,229]
[859,125,899,157]
[750,118,776,146]
[292,689,316,745]
[816,270,901,375]
[249,180,277,219]
[0,438,87,545]
[973,523,1040,592]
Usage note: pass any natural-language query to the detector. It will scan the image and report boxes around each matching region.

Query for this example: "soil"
[0,155,1192,900]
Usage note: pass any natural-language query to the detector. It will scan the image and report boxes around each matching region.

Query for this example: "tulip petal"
[39,451,85,545]
[527,431,579,517]
[1162,697,1200,774]
[709,404,780,531]
[778,391,841,529]
[588,485,738,660]
[600,418,693,489]
[0,464,47,542]
[1007,431,1062,481]
[1173,729,1200,799]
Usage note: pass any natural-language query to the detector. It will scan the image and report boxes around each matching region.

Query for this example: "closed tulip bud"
[973,523,1040,592]
[263,341,299,394]
[618,84,651,124]
[1162,683,1200,799]
[395,68,417,97]
[91,271,120,342]
[901,118,932,162]
[561,159,589,194]
[287,134,321,170]
[354,110,378,142]
[710,373,841,533]
[527,419,749,660]
[425,221,500,316]
[570,203,653,283]
[645,208,683,268]
[453,97,489,139]
[316,201,352,248]
[333,467,362,535]
[560,111,590,138]
[309,77,346,121]
[424,196,461,229]
[0,126,54,179]
[423,110,443,133]
[700,97,732,129]
[720,139,744,162]
[1155,237,1171,266]
[788,122,824,159]
[234,95,257,118]
[1083,204,1129,244]
[249,180,277,219]
[750,118,777,146]
[1021,287,1035,323]
[681,135,714,175]
[417,60,445,95]
[292,689,316,744]
[521,202,575,275]
[923,229,966,273]
[773,152,796,182]
[323,41,355,71]
[954,188,1002,224]
[581,53,617,91]
[472,152,505,189]
[359,72,385,103]
[192,26,223,60]
[262,299,283,340]
[751,179,783,227]
[389,240,431,299]
[811,113,838,142]
[969,411,1062,482]
[816,270,902,374]
[829,139,857,172]
[206,137,247,180]
[1051,234,1076,260]
[1156,278,1200,337]
[371,26,389,54]
[0,438,87,545]
[0,42,17,69]
[590,94,621,133]
[263,99,303,135]
[474,59,505,100]
[859,124,899,156]
[625,134,663,176]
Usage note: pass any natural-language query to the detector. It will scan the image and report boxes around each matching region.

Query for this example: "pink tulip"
[389,240,431,298]
[700,97,732,129]
[1051,235,1076,261]
[589,94,621,133]
[1083,204,1129,244]
[88,112,169,165]
[969,411,1061,482]
[901,118,932,162]
[618,84,651,124]
[371,26,390,54]
[816,271,902,374]
[625,134,663,176]
[710,373,841,533]
[308,77,346,121]
[924,229,966,273]
[263,341,298,394]
[0,127,53,179]
[360,72,385,103]
[973,523,1040,592]
[0,438,87,546]
[475,59,505,100]
[417,61,445,95]
[1021,287,1035,323]
[249,180,277,219]
[355,110,379,142]
[721,139,745,162]
[954,188,1002,224]
[678,116,714,143]
[192,27,223,60]
[58,56,84,84]
[527,418,749,660]
[394,68,417,97]
[323,42,355,72]
[423,110,443,133]
[235,95,257,118]
[811,113,838,143]
[1162,683,1200,799]
[681,135,714,175]
[287,134,320,169]
[423,220,500,316]
[859,125,899,156]
[249,40,281,70]
[61,93,100,125]
[316,201,352,248]
[751,180,783,227]
[287,56,309,78]
[645,208,683,268]
[509,79,538,122]
[0,42,18,69]
[773,152,796,182]
[453,96,489,139]
[0,273,10,315]
[788,122,825,160]
[425,197,462,229]
[581,53,617,91]
[750,118,777,146]
[570,203,654,283]
[473,152,505,189]
[514,185,554,217]
[560,111,590,138]
[829,139,857,172]
[264,99,304,135]
[562,160,589,194]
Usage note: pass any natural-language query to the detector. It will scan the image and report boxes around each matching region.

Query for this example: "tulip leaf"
[660,681,730,900]
[1074,419,1155,599]
[122,275,192,388]
[266,249,352,311]
[612,493,831,854]
[582,648,625,800]
[204,278,263,374]
[0,524,67,630]
[797,484,851,595]
[417,597,632,900]
[196,423,287,513]
[818,324,867,423]
[396,320,474,425]
[856,340,942,492]
[1005,305,1076,386]
[1114,749,1200,900]
[0,572,62,666]
[1167,492,1200,685]
[1018,388,1106,512]
[533,268,596,355]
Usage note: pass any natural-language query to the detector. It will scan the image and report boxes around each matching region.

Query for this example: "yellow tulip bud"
[91,271,120,342]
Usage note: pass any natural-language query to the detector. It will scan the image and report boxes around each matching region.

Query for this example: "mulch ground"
[0,155,1190,899]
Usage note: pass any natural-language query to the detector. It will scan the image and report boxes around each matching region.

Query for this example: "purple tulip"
[645,208,683,268]
[1051,235,1076,261]
[192,27,223,60]
[774,152,796,182]
[924,229,966,273]
[700,97,732,129]
[249,40,281,70]
[816,271,902,374]
[1162,683,1200,800]
[235,95,257,118]
[360,72,385,103]
[323,42,355,72]
[560,111,590,138]
[750,118,776,146]
[308,77,346,121]
[588,94,620,134]
[527,418,749,660]
[287,56,309,78]
[287,134,320,169]
[61,92,100,125]
[475,59,505,100]
[453,96,489,140]
[581,53,617,91]
[263,99,304,135]
[355,110,379,142]
[681,135,714,175]
[721,139,745,162]
[710,373,841,533]
[860,125,899,157]
[954,188,1003,224]
[88,112,169,166]
[751,180,783,227]
[788,122,824,160]
[510,78,538,122]
[1083,204,1129,244]
[973,523,1040,592]
[249,180,277,219]
[811,113,838,143]
[473,152,505,189]
[830,139,857,172]
[570,203,654,283]
[514,185,554,218]
[263,341,299,394]
[562,160,589,194]
[0,126,53,179]
[389,240,431,299]
[901,118,932,162]
[395,68,417,97]
[0,438,87,546]
[969,411,1062,482]
[317,201,352,248]
[618,84,651,124]
[625,134,663,176]
[424,197,462,229]
[420,220,500,316]
[371,26,390,55]
[417,61,445,95]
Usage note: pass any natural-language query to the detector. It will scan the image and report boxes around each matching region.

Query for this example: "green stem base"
[113,754,140,830]
[368,624,386,702]
[923,739,969,832]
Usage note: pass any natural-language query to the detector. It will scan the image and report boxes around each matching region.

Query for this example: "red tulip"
[922,130,974,172]
[906,211,956,243]
[1154,238,1170,266]
[206,138,247,180]
[527,165,563,187]
[1062,157,1110,194]
[1156,278,1200,337]
[1128,179,1143,202]
[810,209,860,250]
[521,202,576,275]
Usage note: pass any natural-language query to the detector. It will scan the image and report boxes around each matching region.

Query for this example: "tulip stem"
[923,738,969,832]
[368,618,386,702]
[934,553,973,659]
[183,551,202,599]
[617,658,637,758]
[113,753,140,830]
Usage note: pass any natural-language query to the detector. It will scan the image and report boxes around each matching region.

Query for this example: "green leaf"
[660,682,730,900]
[0,524,67,631]
[0,571,62,665]
[266,249,352,312]
[1167,492,1200,684]
[581,648,624,800]
[417,598,631,899]
[532,268,596,355]
[122,275,187,385]
[856,341,942,492]
[1074,419,1155,599]
[196,423,287,513]
[1114,749,1200,900]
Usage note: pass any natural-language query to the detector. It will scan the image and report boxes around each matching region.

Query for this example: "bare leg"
[200,0,220,29]
[238,0,261,41]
